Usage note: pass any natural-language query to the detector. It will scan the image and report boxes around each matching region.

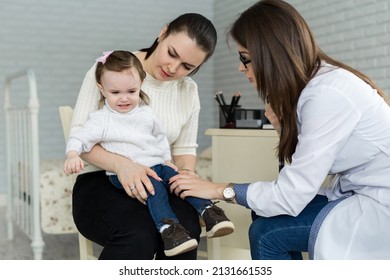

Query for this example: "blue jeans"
[249,194,328,260]
[109,164,213,231]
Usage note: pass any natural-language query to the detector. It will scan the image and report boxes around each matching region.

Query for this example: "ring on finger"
[130,186,136,191]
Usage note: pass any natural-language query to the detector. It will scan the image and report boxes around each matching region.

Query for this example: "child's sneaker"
[202,204,235,238]
[161,219,198,257]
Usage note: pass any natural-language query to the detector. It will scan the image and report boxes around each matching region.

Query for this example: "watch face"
[224,187,235,199]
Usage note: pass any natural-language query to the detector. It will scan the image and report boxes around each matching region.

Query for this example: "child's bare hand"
[64,152,84,174]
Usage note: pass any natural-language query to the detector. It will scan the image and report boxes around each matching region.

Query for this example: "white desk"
[205,128,279,259]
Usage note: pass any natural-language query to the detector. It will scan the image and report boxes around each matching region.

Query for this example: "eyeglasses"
[239,52,251,69]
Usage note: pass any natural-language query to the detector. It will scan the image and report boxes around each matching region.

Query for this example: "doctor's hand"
[169,173,225,200]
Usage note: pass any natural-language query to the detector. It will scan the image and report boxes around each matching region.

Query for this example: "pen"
[215,93,228,119]
[216,91,227,106]
[214,93,223,107]
[228,92,241,122]
[233,92,241,107]
[230,92,241,112]
[228,95,235,119]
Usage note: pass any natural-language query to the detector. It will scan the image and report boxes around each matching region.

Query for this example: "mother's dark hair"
[140,13,217,76]
[228,0,388,163]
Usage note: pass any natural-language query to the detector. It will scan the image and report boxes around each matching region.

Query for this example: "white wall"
[0,0,214,194]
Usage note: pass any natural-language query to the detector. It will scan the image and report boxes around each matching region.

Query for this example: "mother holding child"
[67,13,234,260]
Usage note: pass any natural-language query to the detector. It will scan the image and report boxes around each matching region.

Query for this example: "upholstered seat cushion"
[40,159,77,234]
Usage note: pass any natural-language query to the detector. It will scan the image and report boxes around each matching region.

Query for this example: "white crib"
[4,68,45,260]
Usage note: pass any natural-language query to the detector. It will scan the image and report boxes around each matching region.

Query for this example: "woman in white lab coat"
[170,0,390,259]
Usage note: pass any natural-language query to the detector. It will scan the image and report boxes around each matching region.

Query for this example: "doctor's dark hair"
[95,50,149,108]
[228,0,389,163]
[139,13,217,76]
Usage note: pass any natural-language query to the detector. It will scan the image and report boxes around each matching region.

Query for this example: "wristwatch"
[223,183,236,203]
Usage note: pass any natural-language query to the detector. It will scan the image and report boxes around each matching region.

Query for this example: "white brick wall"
[214,0,390,111]
[0,0,213,194]
[290,0,390,92]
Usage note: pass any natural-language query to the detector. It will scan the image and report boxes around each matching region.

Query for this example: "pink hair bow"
[96,51,114,64]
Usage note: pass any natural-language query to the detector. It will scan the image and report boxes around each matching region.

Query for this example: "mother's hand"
[169,173,225,200]
[82,144,160,204]
[115,160,160,204]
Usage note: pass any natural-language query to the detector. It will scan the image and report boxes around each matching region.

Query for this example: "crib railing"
[4,68,44,260]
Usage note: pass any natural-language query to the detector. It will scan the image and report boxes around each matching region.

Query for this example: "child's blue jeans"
[109,164,213,231]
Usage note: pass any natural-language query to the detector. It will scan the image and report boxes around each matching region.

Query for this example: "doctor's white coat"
[246,62,390,259]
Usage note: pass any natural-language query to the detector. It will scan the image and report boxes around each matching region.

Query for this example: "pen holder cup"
[219,105,241,128]
[220,108,267,129]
